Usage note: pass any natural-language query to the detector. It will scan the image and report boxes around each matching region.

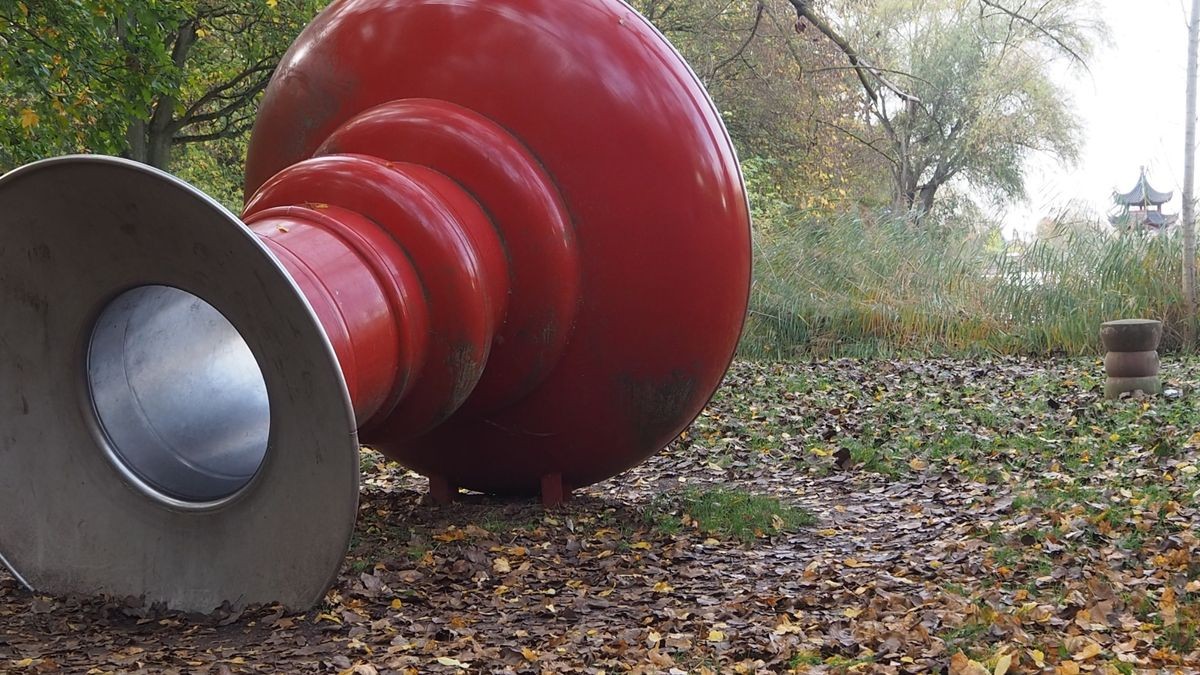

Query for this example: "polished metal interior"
[87,285,270,503]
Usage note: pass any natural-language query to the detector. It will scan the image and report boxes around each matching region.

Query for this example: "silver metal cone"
[0,156,359,611]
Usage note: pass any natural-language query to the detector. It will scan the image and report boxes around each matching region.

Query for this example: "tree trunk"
[124,119,148,163]
[1184,0,1199,348]
[918,183,938,215]
[121,21,198,169]
[146,132,174,169]
[124,115,175,168]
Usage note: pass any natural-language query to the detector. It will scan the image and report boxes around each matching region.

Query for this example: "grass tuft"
[647,487,814,543]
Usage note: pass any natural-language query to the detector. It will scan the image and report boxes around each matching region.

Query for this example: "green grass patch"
[647,487,814,543]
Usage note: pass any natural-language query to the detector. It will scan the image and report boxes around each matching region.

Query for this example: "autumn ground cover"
[2,358,1199,674]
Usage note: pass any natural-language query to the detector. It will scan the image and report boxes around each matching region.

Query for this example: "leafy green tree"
[632,0,892,218]
[0,0,324,171]
[789,0,1104,217]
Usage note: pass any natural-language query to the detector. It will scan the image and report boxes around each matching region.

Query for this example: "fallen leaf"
[993,650,1012,675]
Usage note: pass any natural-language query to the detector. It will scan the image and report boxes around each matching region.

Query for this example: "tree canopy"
[2,0,1103,223]
[0,0,323,171]
[790,0,1105,217]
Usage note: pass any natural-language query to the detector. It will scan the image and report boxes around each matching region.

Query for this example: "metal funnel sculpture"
[0,0,750,611]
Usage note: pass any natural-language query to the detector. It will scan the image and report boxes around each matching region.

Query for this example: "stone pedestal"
[1100,319,1162,399]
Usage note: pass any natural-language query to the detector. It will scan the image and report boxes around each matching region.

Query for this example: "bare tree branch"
[785,0,920,104]
[709,2,765,79]
[814,119,899,167]
[173,59,274,129]
[976,0,1089,69]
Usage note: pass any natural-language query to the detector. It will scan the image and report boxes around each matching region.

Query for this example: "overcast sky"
[1000,0,1193,238]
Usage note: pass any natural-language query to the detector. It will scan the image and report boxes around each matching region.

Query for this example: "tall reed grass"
[742,213,1189,358]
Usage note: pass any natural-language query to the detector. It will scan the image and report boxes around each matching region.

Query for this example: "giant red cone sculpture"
[0,0,750,611]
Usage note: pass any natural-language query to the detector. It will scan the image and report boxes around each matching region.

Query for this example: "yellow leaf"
[631,541,652,550]
[1070,639,1101,661]
[265,0,278,7]
[1055,661,1080,675]
[520,646,538,662]
[13,658,35,668]
[909,457,929,471]
[652,581,674,593]
[492,557,511,574]
[390,598,403,610]
[435,656,468,668]
[706,629,725,642]
[993,650,1012,675]
[314,612,342,624]
[1030,649,1045,667]
[949,651,989,675]
[843,607,862,618]
[810,446,833,457]
[773,616,805,635]
[1161,586,1178,627]
[433,527,465,542]
[19,108,38,130]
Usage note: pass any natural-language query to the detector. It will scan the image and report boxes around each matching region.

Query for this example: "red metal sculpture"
[0,0,749,611]
[242,0,752,501]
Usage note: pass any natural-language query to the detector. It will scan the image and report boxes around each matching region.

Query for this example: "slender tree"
[1184,0,1199,347]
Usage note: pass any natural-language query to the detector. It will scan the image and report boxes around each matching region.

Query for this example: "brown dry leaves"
[2,358,1200,673]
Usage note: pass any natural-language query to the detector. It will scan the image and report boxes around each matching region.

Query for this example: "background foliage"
[0,0,322,172]
[3,0,1181,355]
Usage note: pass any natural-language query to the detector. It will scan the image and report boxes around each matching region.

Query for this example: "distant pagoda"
[1109,168,1177,232]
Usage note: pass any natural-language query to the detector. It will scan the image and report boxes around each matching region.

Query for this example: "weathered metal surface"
[0,157,358,611]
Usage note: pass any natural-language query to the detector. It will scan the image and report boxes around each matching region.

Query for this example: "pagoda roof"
[1109,209,1178,229]
[1143,211,1178,227]
[1115,169,1173,205]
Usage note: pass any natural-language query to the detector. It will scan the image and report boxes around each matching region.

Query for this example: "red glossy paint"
[241,0,751,500]
[316,99,579,415]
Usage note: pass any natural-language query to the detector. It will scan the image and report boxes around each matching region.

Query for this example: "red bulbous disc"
[245,0,751,495]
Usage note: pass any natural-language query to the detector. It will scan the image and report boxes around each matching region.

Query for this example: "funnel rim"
[0,155,359,611]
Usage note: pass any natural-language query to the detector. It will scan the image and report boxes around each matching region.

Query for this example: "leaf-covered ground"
[3,358,1200,673]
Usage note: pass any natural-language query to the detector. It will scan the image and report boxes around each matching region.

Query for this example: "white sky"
[999,0,1194,238]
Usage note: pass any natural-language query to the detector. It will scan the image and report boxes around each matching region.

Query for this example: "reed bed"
[742,214,1189,358]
